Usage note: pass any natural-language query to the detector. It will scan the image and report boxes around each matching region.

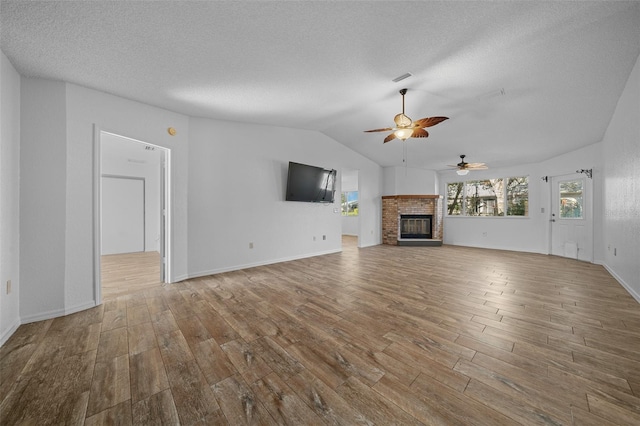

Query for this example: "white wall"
[8,53,634,345]
[12,78,382,333]
[438,142,603,256]
[439,162,546,253]
[187,117,383,277]
[101,133,162,253]
[16,80,190,322]
[101,177,145,254]
[356,159,384,248]
[602,53,640,302]
[0,52,21,345]
[19,77,68,323]
[64,84,190,307]
[383,166,438,195]
[538,142,604,263]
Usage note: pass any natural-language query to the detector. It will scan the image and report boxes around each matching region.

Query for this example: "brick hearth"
[382,195,443,246]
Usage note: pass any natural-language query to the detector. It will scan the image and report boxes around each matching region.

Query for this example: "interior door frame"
[159,149,169,282]
[548,172,594,262]
[93,126,172,305]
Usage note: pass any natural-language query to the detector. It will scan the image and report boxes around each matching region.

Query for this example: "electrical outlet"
[249,242,254,249]
[6,280,11,294]
[614,248,617,256]
[323,235,326,240]
[313,236,316,241]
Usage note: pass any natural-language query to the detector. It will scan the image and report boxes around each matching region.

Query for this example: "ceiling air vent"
[392,72,413,83]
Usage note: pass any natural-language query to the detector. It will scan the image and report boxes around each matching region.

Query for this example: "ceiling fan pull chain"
[403,142,407,165]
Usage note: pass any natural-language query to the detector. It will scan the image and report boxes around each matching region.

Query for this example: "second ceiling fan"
[449,154,488,175]
[364,88,448,143]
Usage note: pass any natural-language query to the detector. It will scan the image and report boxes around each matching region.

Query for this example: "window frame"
[447,175,529,218]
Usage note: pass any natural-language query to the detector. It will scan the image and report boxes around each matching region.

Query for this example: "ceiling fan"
[364,88,448,143]
[449,155,488,175]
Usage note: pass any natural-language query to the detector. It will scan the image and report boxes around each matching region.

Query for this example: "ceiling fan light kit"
[394,127,413,140]
[364,88,448,143]
[456,169,470,176]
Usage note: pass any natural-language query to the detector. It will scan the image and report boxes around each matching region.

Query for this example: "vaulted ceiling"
[2,1,639,170]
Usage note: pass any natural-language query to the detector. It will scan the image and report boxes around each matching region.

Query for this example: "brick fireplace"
[382,195,443,246]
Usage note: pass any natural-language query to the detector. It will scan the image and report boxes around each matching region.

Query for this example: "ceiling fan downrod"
[399,88,407,115]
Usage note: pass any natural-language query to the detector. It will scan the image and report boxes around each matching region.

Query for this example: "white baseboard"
[65,300,98,316]
[185,249,342,281]
[445,242,548,255]
[2,301,99,347]
[20,306,66,325]
[604,263,640,304]
[0,318,21,347]
[19,300,97,325]
[172,273,190,283]
[4,248,343,342]
[358,242,379,248]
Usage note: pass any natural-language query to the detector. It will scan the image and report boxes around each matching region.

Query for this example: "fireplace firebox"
[400,214,433,239]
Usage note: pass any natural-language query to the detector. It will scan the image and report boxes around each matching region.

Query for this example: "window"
[507,177,529,216]
[447,182,464,216]
[341,191,358,216]
[447,176,528,217]
[464,179,504,216]
[559,180,583,218]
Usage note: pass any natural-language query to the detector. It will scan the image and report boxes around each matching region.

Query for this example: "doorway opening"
[93,129,171,303]
[341,169,360,247]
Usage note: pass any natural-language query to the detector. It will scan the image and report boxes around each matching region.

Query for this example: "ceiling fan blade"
[364,127,393,133]
[413,116,449,128]
[411,128,429,138]
[466,162,487,168]
[383,133,396,143]
[467,165,488,170]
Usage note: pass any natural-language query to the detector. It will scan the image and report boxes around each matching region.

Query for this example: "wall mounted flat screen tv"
[286,161,337,203]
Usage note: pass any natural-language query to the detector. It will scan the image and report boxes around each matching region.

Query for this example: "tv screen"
[286,161,336,203]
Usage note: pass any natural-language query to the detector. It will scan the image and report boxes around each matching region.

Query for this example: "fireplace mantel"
[382,195,443,246]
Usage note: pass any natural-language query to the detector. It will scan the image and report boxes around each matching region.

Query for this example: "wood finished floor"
[101,251,163,300]
[2,236,640,425]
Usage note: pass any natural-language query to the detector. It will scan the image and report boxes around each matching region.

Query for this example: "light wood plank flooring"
[2,236,640,425]
[101,251,163,299]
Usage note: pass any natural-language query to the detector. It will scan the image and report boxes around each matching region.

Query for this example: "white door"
[550,174,593,261]
[101,176,145,255]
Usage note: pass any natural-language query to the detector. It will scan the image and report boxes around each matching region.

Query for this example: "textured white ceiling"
[2,1,639,170]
